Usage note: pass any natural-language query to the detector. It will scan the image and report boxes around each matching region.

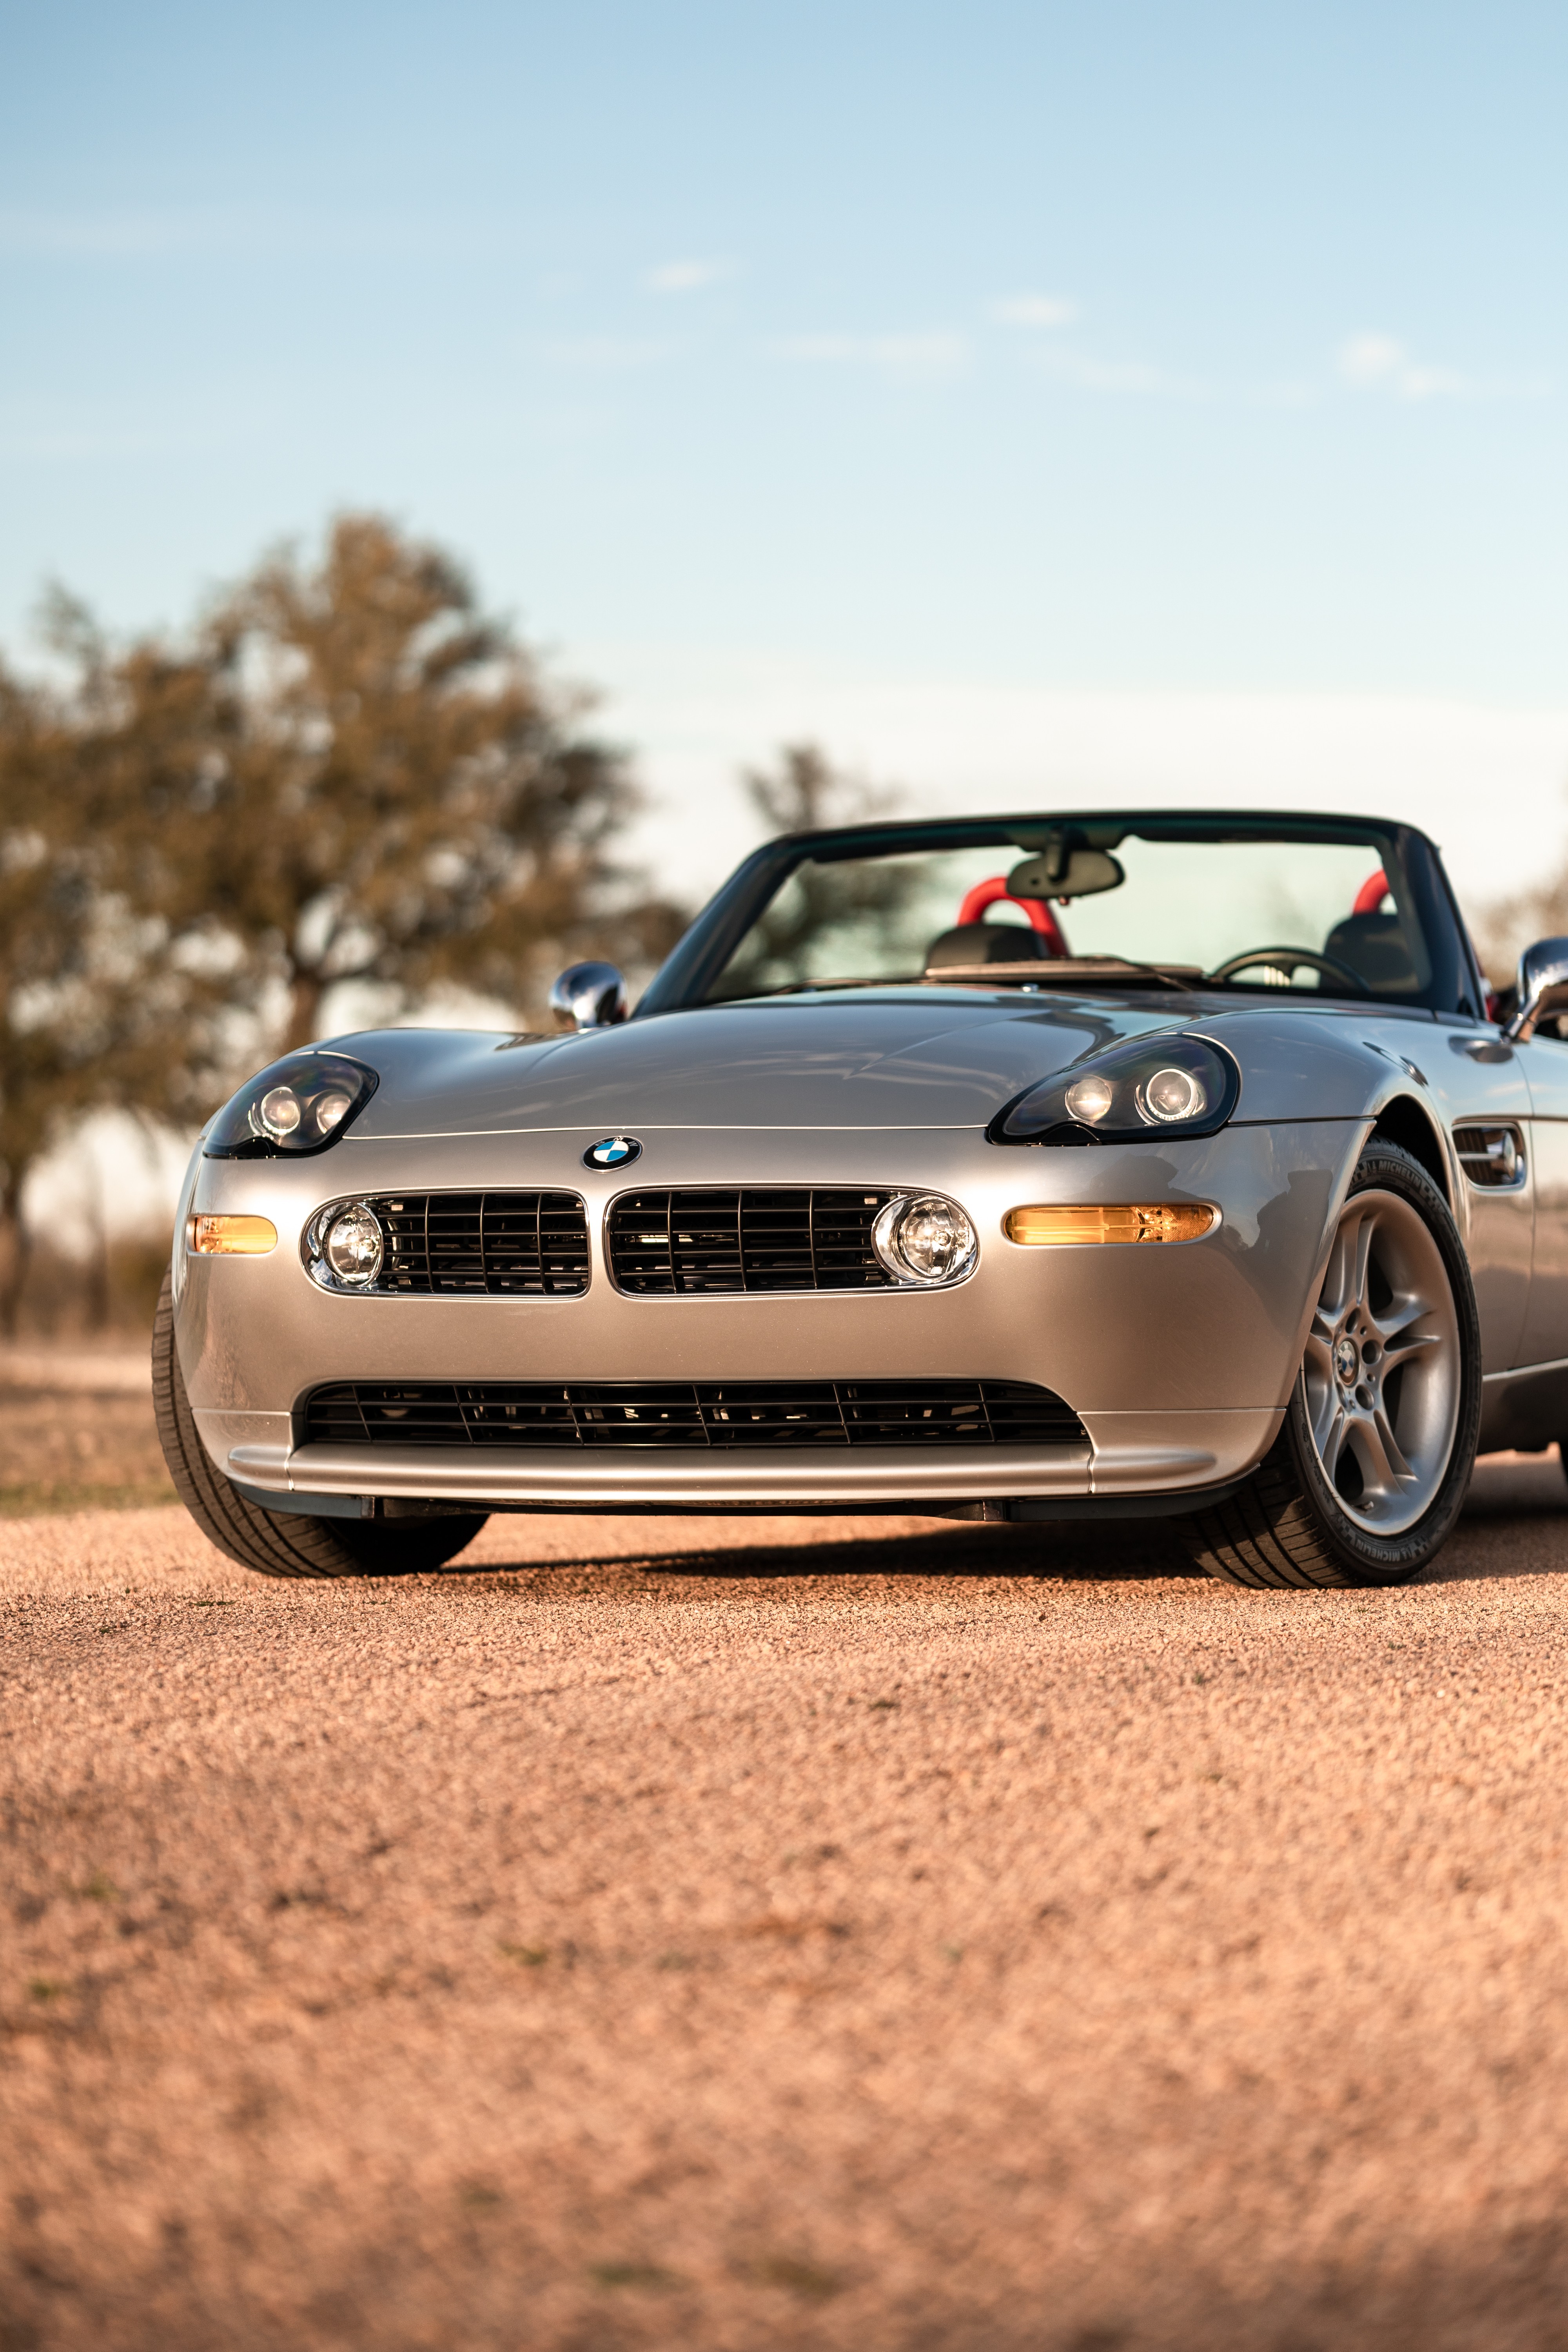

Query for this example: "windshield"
[704,820,1435,1005]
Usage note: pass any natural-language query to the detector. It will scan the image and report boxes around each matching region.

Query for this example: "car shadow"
[465,1514,1205,1585]
[1460,1446,1568,1518]
[461,1450,1568,1588]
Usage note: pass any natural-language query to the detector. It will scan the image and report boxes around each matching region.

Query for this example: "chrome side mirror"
[1504,938,1568,1041]
[549,961,628,1031]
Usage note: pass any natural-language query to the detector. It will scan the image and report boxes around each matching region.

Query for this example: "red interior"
[956,876,1069,955]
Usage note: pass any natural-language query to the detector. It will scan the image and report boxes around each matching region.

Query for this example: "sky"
[3,0,1567,913]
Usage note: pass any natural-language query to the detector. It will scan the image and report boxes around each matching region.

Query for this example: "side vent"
[1453,1123,1526,1190]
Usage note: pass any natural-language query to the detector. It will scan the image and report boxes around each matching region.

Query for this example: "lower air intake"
[303,1379,1088,1450]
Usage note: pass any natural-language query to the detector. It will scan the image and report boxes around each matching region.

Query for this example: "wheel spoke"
[1373,1405,1414,1482]
[1317,1216,1356,1324]
[1373,1289,1431,1346]
[1355,1407,1414,1497]
[1381,1328,1442,1371]
[1349,1209,1376,1319]
[1318,1402,1350,1480]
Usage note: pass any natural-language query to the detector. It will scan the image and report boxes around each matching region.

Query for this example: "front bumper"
[178,1118,1357,1510]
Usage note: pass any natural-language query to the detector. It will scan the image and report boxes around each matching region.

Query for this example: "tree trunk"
[0,1167,30,1341]
[84,1151,112,1332]
[285,969,325,1054]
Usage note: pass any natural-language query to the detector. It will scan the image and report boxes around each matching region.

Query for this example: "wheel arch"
[1368,1092,1452,1209]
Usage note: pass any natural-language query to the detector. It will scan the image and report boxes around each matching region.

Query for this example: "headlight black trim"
[988,1033,1242,1147]
[204,1052,380,1159]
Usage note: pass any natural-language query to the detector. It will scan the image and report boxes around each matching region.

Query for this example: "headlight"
[991,1034,1240,1146]
[323,1203,384,1288]
[204,1052,379,1159]
[303,1199,387,1290]
[871,1192,978,1285]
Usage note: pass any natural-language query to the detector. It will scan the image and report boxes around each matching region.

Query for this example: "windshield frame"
[635,809,1485,1021]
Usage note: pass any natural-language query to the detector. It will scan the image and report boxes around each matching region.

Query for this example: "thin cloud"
[1338,332,1468,401]
[644,258,733,295]
[769,332,968,377]
[990,294,1078,329]
[1033,348,1209,399]
[1029,347,1317,406]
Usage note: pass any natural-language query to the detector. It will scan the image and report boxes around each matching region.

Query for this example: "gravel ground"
[0,1350,171,1518]
[4,1458,1568,2352]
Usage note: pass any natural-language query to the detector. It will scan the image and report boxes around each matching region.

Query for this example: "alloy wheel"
[1299,1186,1462,1537]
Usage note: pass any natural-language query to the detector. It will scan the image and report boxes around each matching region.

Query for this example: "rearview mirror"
[549,962,629,1031]
[1007,846,1125,902]
[1504,937,1568,1041]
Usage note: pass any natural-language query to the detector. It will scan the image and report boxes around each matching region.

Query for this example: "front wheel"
[1180,1140,1480,1588]
[152,1272,488,1579]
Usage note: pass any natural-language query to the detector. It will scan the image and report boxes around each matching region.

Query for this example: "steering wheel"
[1207,946,1370,995]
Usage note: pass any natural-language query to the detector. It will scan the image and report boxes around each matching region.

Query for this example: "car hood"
[336,991,1198,1137]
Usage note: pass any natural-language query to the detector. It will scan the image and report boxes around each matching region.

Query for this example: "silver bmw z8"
[154,809,1568,1590]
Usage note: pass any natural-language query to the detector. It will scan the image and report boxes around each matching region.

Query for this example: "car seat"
[925,923,1055,970]
[1322,911,1420,994]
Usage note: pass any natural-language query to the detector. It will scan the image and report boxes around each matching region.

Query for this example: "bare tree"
[715,742,919,993]
[1472,861,1568,997]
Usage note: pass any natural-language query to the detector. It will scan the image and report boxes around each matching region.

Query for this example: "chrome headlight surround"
[303,1199,386,1291]
[205,1051,379,1159]
[870,1191,979,1287]
[989,1033,1241,1147]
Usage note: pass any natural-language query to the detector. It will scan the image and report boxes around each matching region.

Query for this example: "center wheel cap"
[1334,1335,1360,1388]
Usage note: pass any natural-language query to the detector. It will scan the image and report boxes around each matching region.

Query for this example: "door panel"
[1516,1032,1568,1368]
[1428,1027,1533,1371]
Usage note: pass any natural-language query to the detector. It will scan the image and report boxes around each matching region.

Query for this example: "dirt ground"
[0,1348,171,1517]
[4,1450,1568,2351]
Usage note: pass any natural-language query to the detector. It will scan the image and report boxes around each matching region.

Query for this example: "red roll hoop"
[956,875,1069,955]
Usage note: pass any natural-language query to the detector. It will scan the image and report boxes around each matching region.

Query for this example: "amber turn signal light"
[1004,1203,1217,1246]
[188,1213,278,1256]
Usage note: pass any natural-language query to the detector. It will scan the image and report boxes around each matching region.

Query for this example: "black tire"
[152,1271,488,1579]
[1179,1140,1481,1589]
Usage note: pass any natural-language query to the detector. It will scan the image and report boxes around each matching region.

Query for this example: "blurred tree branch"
[0,652,207,1332]
[0,514,689,1331]
[105,513,686,1048]
[717,742,917,992]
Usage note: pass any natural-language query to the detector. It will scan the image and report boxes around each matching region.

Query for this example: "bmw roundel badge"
[584,1134,642,1170]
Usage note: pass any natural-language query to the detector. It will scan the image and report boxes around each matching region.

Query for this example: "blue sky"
[3,0,1566,897]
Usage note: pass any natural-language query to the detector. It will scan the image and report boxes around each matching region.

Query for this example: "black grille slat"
[607,1187,896,1294]
[303,1378,1087,1450]
[802,1190,892,1285]
[335,1192,589,1296]
[670,1190,745,1293]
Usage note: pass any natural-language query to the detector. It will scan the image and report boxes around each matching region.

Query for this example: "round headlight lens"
[315,1090,352,1133]
[256,1085,303,1138]
[324,1203,384,1288]
[1139,1065,1207,1123]
[1064,1074,1115,1124]
[872,1192,978,1285]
